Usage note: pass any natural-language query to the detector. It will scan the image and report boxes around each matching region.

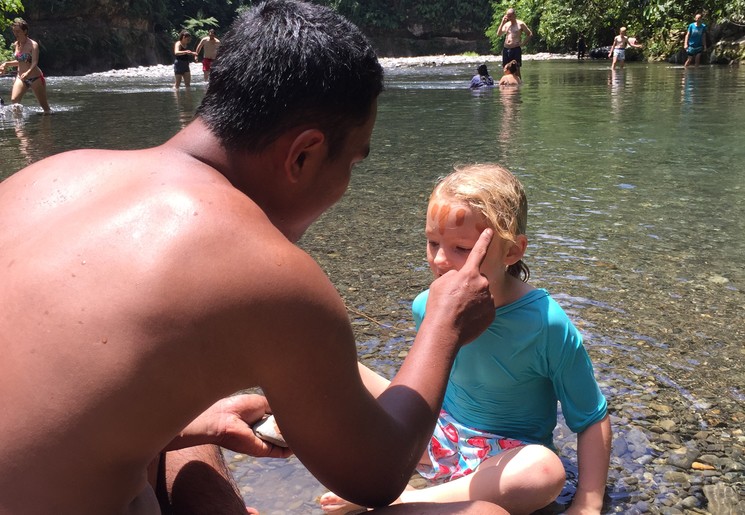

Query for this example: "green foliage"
[0,0,23,62]
[3,0,744,66]
[319,0,491,32]
[179,12,219,40]
[486,0,742,59]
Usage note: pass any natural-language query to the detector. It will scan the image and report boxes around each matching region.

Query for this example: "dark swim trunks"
[687,45,703,56]
[174,59,191,75]
[502,46,523,67]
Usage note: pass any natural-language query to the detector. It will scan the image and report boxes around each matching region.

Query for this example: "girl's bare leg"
[321,445,565,515]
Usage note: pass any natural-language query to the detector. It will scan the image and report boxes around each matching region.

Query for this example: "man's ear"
[284,129,326,183]
[505,234,528,266]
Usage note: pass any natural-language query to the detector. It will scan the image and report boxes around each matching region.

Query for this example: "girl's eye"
[456,246,473,253]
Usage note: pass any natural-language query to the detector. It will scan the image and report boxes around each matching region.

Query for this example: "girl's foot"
[319,491,368,514]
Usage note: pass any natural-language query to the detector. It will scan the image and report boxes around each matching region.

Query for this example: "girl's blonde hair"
[431,163,530,281]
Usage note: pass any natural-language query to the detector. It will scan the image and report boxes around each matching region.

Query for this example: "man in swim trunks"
[196,29,221,80]
[496,8,532,80]
[0,1,506,514]
[684,14,707,67]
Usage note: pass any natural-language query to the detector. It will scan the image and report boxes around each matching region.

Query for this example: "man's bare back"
[0,143,273,512]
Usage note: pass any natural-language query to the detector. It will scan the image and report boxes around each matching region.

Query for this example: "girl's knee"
[522,445,565,494]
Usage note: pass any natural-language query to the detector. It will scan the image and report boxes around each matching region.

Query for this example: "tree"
[1,0,24,61]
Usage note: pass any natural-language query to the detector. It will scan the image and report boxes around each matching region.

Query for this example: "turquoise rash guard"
[413,288,608,447]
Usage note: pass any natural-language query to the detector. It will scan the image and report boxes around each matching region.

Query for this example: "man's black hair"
[197,0,384,158]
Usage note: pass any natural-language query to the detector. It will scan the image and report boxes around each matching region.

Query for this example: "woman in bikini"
[0,18,51,113]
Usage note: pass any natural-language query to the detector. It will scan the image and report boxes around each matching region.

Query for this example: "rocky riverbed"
[226,249,745,514]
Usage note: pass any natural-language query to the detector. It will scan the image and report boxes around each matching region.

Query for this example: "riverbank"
[82,52,579,79]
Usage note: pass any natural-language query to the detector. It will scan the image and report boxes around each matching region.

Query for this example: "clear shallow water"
[2,60,744,513]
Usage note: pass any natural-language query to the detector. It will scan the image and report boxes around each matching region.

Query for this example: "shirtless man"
[496,8,532,80]
[195,28,221,80]
[608,27,643,69]
[0,1,507,514]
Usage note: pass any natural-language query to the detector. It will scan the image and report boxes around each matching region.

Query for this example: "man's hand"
[425,228,495,347]
[164,394,293,458]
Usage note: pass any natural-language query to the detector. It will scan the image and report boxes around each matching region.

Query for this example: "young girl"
[320,164,611,515]
[499,60,522,87]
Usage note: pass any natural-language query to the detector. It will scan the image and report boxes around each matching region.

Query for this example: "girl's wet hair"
[431,163,530,281]
[477,64,489,76]
[505,60,519,74]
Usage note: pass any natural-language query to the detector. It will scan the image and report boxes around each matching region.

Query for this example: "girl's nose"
[433,247,449,268]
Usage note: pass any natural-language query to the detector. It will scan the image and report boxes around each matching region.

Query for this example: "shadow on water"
[2,60,744,513]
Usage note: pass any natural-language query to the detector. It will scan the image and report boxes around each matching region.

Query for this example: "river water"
[1,59,743,514]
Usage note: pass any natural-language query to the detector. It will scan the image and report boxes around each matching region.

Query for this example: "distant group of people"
[470,7,531,90]
[469,8,708,89]
[173,28,221,88]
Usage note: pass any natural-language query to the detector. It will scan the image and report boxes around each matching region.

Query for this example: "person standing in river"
[577,33,587,60]
[684,14,708,67]
[496,8,532,80]
[608,27,643,69]
[195,29,221,81]
[173,30,197,88]
[0,1,507,514]
[0,18,51,113]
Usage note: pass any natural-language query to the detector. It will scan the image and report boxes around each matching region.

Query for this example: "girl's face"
[425,195,506,282]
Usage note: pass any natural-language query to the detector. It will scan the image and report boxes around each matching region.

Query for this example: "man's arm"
[496,18,509,37]
[520,22,533,45]
[703,27,708,51]
[566,414,612,514]
[253,230,495,508]
[195,38,206,57]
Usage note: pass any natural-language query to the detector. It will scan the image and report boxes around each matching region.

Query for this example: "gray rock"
[681,495,702,508]
[668,446,701,469]
[703,483,740,515]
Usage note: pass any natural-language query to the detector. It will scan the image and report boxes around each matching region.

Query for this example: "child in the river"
[320,163,611,515]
